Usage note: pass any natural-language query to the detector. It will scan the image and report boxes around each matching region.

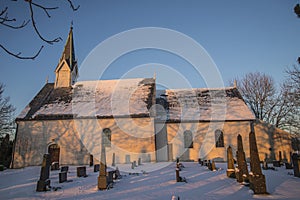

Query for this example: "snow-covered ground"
[0,162,299,200]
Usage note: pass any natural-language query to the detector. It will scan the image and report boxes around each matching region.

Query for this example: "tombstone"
[98,144,107,190]
[211,160,216,171]
[51,162,59,171]
[292,153,300,178]
[133,161,137,167]
[262,160,268,170]
[61,166,69,172]
[107,170,114,185]
[248,122,268,194]
[77,166,87,177]
[285,162,293,169]
[175,168,187,182]
[273,160,281,167]
[226,146,235,178]
[115,167,121,179]
[112,153,116,167]
[138,158,142,165]
[236,134,249,183]
[59,171,67,183]
[94,164,100,172]
[36,154,51,192]
[90,154,94,167]
[131,162,135,169]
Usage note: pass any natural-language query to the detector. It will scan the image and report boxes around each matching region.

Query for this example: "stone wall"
[166,120,292,162]
[12,117,156,168]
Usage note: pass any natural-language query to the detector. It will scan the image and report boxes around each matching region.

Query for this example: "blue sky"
[1,0,300,116]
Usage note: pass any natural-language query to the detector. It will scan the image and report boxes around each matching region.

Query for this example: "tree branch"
[66,0,80,11]
[0,44,44,60]
[28,1,62,44]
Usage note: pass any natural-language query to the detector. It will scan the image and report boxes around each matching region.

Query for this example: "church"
[11,28,292,168]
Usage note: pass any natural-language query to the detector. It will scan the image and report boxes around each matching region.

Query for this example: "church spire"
[60,25,76,70]
[54,25,78,88]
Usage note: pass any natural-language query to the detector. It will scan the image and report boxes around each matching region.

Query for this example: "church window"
[215,129,224,147]
[184,130,193,148]
[103,128,111,147]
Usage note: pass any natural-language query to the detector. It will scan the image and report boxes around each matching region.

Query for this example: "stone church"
[11,28,292,168]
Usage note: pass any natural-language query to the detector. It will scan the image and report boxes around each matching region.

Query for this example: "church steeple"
[54,25,78,88]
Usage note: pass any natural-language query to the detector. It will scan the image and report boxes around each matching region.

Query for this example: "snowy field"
[0,162,299,200]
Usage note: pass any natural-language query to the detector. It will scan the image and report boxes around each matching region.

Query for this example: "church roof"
[17,78,155,120]
[55,27,77,71]
[157,87,255,122]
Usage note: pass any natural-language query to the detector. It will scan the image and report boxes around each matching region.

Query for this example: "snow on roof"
[17,78,155,120]
[161,87,255,121]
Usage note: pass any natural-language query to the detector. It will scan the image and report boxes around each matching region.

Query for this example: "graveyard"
[0,160,300,200]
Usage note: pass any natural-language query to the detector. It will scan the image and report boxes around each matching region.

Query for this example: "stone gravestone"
[131,162,135,169]
[59,171,67,183]
[248,122,267,194]
[138,158,142,165]
[211,160,216,171]
[236,134,249,183]
[94,164,100,172]
[77,166,87,177]
[90,154,94,167]
[36,154,51,192]
[98,143,107,190]
[61,166,69,172]
[175,168,187,182]
[292,153,300,177]
[112,153,116,167]
[227,146,236,178]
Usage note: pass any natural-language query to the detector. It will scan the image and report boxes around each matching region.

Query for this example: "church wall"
[166,121,292,163]
[12,117,156,168]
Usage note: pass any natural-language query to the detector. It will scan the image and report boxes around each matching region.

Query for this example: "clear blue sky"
[1,0,300,116]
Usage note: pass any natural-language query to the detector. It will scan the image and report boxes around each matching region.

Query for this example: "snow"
[1,162,299,200]
[165,87,255,121]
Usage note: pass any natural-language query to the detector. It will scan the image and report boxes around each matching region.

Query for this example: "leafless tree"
[0,0,79,60]
[0,83,16,137]
[236,72,276,121]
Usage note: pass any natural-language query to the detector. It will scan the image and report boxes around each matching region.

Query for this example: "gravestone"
[51,162,59,171]
[112,153,116,167]
[292,153,300,177]
[90,154,94,167]
[175,168,186,182]
[133,161,137,167]
[98,144,107,190]
[236,134,249,183]
[227,146,236,178]
[211,160,216,171]
[94,164,100,172]
[138,158,142,165]
[262,160,268,170]
[131,162,135,169]
[248,122,267,194]
[36,154,51,192]
[61,166,69,172]
[77,166,87,177]
[59,171,67,183]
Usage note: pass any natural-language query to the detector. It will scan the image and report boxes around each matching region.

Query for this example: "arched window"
[103,128,111,147]
[215,129,224,148]
[184,130,193,148]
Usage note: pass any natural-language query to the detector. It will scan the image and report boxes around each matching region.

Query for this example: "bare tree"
[236,72,276,122]
[0,0,79,60]
[0,83,16,137]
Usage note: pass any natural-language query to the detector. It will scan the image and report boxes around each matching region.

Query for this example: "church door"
[48,144,60,164]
